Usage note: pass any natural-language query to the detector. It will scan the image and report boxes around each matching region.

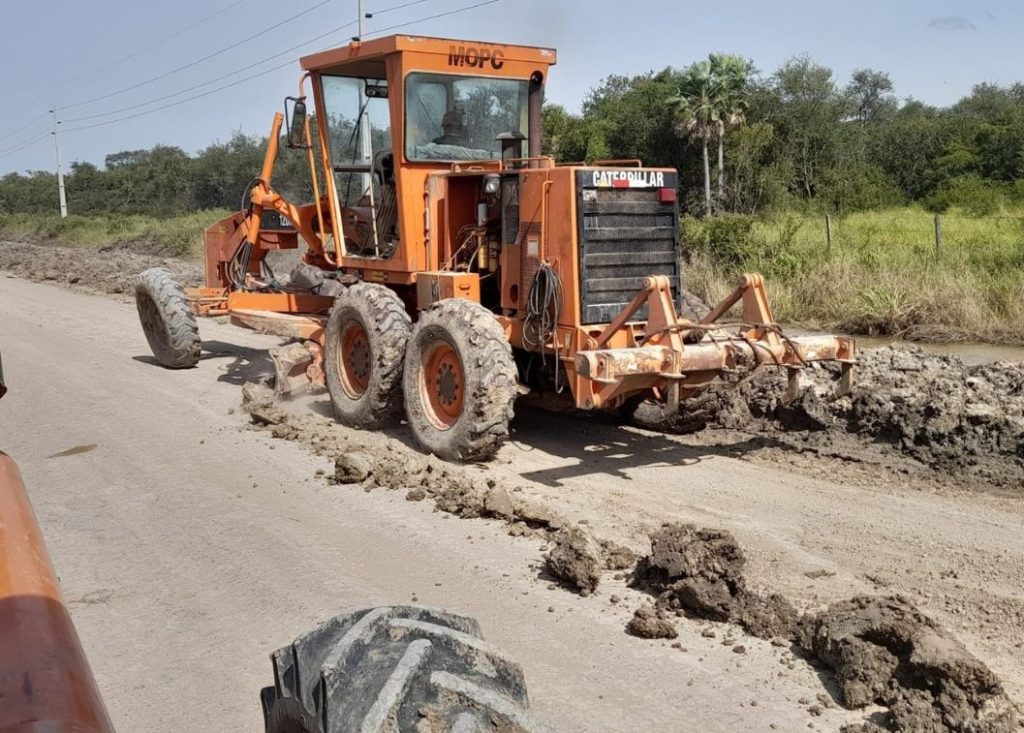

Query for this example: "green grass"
[3,206,1023,344]
[0,210,229,258]
[682,206,1024,344]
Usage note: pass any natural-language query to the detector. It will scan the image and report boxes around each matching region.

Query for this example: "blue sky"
[1,0,1020,176]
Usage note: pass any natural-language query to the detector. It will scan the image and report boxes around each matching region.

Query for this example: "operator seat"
[339,149,398,257]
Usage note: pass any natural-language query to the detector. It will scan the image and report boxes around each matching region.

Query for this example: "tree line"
[3,54,1024,218]
[543,56,1024,217]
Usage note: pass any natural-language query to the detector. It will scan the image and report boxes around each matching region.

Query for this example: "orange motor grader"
[136,34,855,461]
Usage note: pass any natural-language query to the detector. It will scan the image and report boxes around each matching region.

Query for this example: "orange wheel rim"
[420,340,464,430]
[338,321,370,397]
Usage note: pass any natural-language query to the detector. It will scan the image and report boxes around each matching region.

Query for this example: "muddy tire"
[135,267,200,369]
[403,299,516,462]
[260,606,549,733]
[679,288,710,323]
[325,283,411,429]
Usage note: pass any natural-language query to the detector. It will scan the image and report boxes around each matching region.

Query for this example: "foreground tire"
[135,267,200,368]
[261,606,550,733]
[403,299,516,461]
[325,283,411,428]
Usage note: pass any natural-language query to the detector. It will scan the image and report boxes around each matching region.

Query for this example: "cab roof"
[299,34,557,74]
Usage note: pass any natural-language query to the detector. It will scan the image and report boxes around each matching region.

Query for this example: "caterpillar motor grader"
[136,34,855,461]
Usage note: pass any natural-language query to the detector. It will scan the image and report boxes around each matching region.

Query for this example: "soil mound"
[799,595,1018,732]
[661,346,1024,486]
[0,240,202,296]
[634,523,798,640]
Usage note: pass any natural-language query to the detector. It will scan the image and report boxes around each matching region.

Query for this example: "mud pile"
[668,346,1024,483]
[241,382,578,535]
[0,240,202,296]
[632,523,798,640]
[631,525,1020,731]
[800,596,1018,733]
[544,529,637,595]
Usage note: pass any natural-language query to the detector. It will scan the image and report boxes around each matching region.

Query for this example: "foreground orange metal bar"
[0,453,114,733]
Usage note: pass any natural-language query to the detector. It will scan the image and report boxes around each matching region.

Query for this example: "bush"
[926,176,1007,216]
[679,214,757,268]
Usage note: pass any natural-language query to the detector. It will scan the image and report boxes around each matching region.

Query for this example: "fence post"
[825,214,832,249]
[934,214,943,258]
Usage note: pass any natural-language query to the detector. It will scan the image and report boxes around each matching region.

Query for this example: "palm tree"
[709,54,751,199]
[668,56,751,215]
[667,61,721,216]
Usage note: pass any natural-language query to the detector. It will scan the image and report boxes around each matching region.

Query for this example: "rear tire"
[403,299,516,461]
[260,606,550,733]
[325,283,411,429]
[135,267,200,369]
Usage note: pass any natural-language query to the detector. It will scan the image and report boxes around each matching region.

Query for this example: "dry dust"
[0,240,202,297]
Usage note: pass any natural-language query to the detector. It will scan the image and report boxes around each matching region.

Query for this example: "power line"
[0,113,49,144]
[62,0,332,111]
[63,19,359,125]
[369,0,432,16]
[57,0,249,88]
[61,59,297,134]
[55,0,507,136]
[365,0,502,36]
[0,131,51,161]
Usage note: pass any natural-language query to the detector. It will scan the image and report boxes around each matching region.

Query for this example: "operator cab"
[292,36,554,271]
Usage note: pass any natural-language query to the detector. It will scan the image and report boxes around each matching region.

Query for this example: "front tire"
[403,299,516,461]
[325,283,411,429]
[135,267,200,369]
[260,606,549,733]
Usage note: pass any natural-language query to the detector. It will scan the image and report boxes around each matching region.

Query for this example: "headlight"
[483,174,500,195]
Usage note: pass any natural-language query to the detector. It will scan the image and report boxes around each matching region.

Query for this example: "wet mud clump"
[660,346,1024,487]
[633,523,797,640]
[626,605,678,639]
[800,596,1018,733]
[546,527,604,595]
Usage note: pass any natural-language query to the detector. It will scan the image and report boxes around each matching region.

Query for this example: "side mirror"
[285,97,309,149]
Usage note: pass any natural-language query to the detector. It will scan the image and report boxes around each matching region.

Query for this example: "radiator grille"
[576,170,680,324]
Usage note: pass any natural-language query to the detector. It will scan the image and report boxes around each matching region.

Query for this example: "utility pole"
[50,108,68,218]
[356,0,373,197]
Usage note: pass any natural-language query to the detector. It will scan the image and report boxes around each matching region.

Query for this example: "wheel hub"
[421,341,464,429]
[339,322,371,397]
[436,362,459,406]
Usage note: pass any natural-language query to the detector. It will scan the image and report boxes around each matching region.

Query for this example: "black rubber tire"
[134,267,200,369]
[403,299,516,462]
[679,288,711,323]
[261,606,550,733]
[325,283,411,429]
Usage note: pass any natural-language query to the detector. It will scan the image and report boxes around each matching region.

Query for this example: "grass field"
[0,211,228,258]
[3,206,1023,344]
[683,206,1024,344]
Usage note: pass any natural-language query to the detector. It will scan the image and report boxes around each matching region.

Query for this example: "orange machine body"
[0,453,114,733]
[195,34,854,413]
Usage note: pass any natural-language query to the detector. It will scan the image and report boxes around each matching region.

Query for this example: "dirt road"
[1,272,1022,731]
